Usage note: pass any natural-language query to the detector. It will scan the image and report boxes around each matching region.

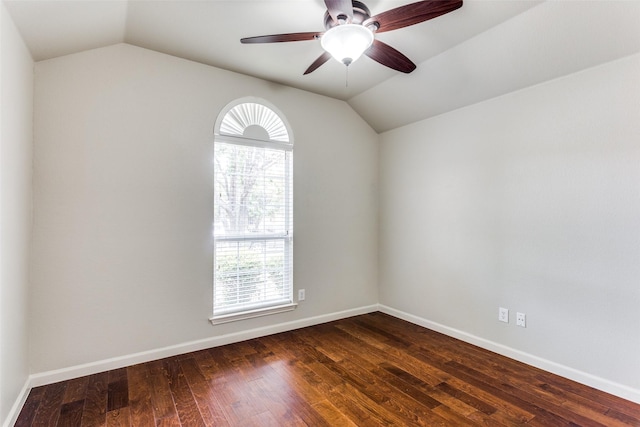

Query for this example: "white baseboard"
[4,304,378,426]
[7,302,638,426]
[379,304,640,405]
[28,304,379,389]
[3,379,31,427]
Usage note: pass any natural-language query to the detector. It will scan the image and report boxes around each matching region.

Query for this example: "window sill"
[209,302,298,325]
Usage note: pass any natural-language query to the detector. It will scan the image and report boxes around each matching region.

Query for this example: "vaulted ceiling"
[5,0,640,132]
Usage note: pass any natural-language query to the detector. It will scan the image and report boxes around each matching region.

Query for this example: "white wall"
[31,43,379,374]
[379,53,640,400]
[0,1,33,424]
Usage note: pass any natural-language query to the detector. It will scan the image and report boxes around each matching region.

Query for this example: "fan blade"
[241,32,321,44]
[364,0,462,33]
[304,52,332,75]
[365,39,416,73]
[325,0,353,24]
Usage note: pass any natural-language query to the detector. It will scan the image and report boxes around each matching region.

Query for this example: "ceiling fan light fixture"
[321,24,374,66]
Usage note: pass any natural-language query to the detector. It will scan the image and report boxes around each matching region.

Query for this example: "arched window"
[211,99,294,323]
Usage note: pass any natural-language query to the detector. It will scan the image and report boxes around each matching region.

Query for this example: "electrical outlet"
[517,312,526,327]
[298,289,305,301]
[498,307,509,323]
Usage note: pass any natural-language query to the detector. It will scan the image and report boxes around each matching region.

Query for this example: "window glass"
[212,101,293,322]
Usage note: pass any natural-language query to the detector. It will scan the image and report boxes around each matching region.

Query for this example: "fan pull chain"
[345,65,349,88]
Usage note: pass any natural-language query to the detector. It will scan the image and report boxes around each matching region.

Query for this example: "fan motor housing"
[323,1,372,29]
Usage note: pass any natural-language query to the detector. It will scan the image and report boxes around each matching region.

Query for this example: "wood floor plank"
[444,375,536,424]
[242,411,279,427]
[80,372,108,427]
[250,375,329,426]
[213,379,264,424]
[163,358,206,427]
[106,380,128,413]
[436,382,497,415]
[146,360,180,425]
[14,312,640,426]
[105,407,130,427]
[187,391,230,427]
[126,364,156,427]
[273,333,385,424]
[54,399,84,427]
[300,330,452,426]
[312,324,475,426]
[205,346,243,385]
[154,416,181,427]
[539,371,640,421]
[430,404,491,427]
[605,408,640,426]
[62,377,89,405]
[311,400,358,427]
[31,381,67,426]
[257,346,325,406]
[374,364,442,409]
[336,320,453,387]
[107,368,127,384]
[15,387,46,427]
[177,357,230,425]
[444,359,609,427]
[183,350,220,382]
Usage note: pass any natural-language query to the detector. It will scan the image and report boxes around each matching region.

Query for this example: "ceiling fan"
[240,0,463,75]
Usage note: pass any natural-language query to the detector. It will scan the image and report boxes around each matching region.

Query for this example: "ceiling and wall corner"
[4,1,639,133]
[0,0,545,130]
[6,1,638,133]
[350,1,640,132]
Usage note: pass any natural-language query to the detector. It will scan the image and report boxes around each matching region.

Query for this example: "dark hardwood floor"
[15,312,640,426]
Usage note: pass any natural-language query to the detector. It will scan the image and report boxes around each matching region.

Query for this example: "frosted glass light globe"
[321,24,374,66]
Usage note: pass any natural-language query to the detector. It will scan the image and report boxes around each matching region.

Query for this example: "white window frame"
[210,99,295,324]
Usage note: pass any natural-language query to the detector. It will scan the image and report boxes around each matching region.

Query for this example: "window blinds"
[213,141,293,316]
